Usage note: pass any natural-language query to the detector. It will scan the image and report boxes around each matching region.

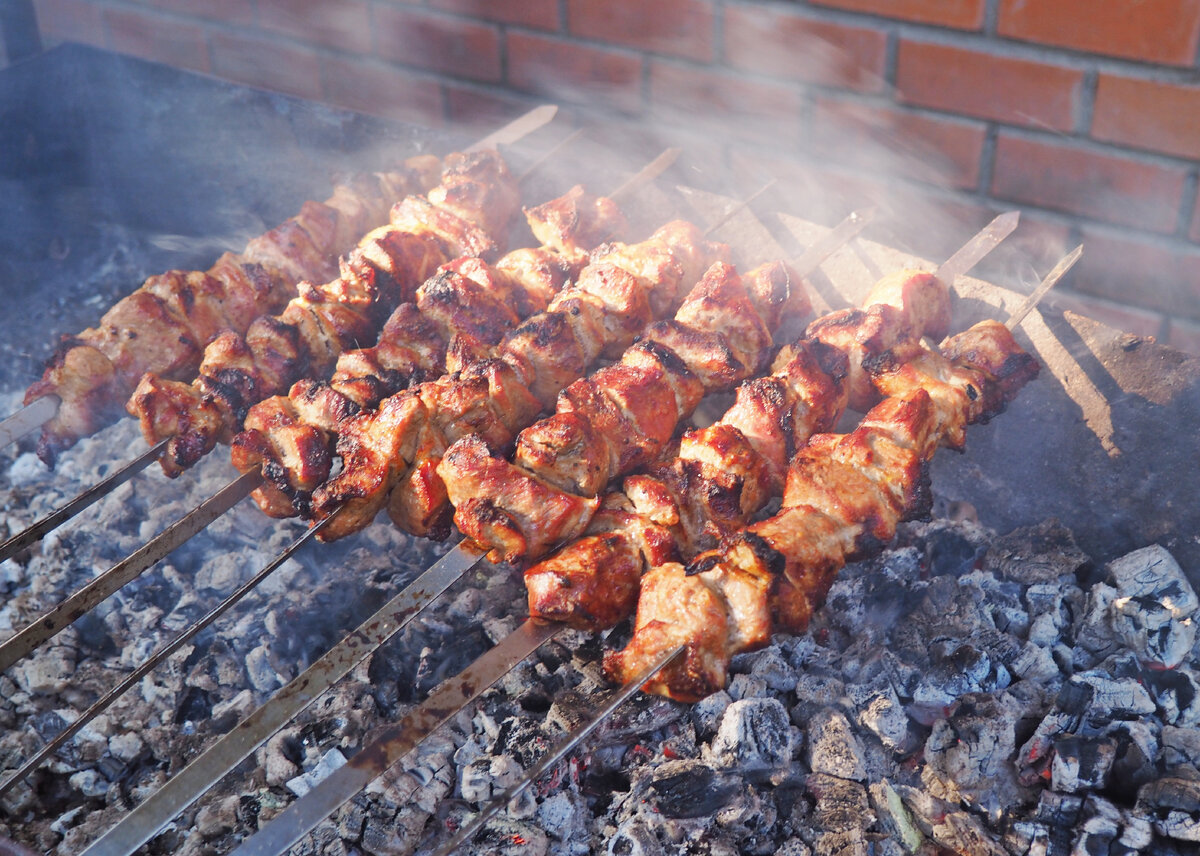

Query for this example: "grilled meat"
[604,320,1038,701]
[128,151,520,477]
[230,187,629,517]
[309,221,731,543]
[439,260,813,566]
[25,157,442,466]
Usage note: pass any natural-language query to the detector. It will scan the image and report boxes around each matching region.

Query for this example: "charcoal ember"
[194,793,240,839]
[889,575,997,668]
[803,773,876,854]
[894,784,1008,855]
[644,759,740,819]
[847,676,916,755]
[15,645,77,695]
[708,698,796,774]
[909,643,1011,725]
[1137,776,1200,842]
[1075,794,1154,853]
[745,645,797,692]
[285,747,347,798]
[1148,668,1200,727]
[982,519,1090,585]
[690,690,732,740]
[804,707,866,781]
[1066,671,1157,720]
[1050,735,1117,793]
[1162,725,1200,771]
[791,672,846,722]
[727,673,770,700]
[535,790,589,851]
[607,815,666,856]
[1010,640,1064,683]
[1072,582,1123,670]
[921,692,1029,819]
[1105,545,1198,669]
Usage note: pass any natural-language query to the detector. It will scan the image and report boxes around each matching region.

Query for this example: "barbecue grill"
[2,41,1199,856]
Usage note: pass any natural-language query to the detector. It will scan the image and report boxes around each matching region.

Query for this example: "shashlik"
[23,155,444,466]
[438,259,813,565]
[126,150,521,477]
[230,186,629,518]
[604,319,1039,701]
[519,268,953,630]
[307,222,734,542]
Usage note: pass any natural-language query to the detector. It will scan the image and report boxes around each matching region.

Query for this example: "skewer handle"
[1006,244,1083,331]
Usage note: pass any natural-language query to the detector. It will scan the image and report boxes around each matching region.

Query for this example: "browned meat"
[441,261,801,567]
[606,320,1039,701]
[27,156,440,465]
[311,220,731,544]
[127,150,518,477]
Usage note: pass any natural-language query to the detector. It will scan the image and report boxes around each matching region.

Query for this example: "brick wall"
[22,0,1200,354]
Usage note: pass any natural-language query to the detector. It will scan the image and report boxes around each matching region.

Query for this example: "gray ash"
[3,418,1200,856]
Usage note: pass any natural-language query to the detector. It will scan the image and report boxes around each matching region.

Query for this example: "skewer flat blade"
[466,104,557,153]
[434,644,685,856]
[791,207,877,275]
[0,395,57,451]
[934,210,1020,287]
[0,469,261,673]
[1006,244,1083,331]
[609,147,681,204]
[229,618,564,856]
[0,439,168,564]
[80,540,485,856]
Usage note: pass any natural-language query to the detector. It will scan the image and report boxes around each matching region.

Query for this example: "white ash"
[4,428,1200,856]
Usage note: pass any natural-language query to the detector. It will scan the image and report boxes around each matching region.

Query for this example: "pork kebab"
[127,148,521,478]
[20,155,442,466]
[9,104,557,461]
[222,216,1032,856]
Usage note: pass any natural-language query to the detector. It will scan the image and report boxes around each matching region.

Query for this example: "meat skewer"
[78,211,873,856]
[4,105,557,461]
[230,181,633,519]
[231,217,1029,856]
[439,213,1016,569]
[605,319,1040,700]
[128,147,523,478]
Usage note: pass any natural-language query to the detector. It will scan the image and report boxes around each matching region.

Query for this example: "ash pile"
[2,410,1200,856]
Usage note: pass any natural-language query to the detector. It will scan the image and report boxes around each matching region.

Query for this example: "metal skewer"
[1007,243,1083,331]
[232,211,1021,856]
[79,205,875,855]
[0,106,560,454]
[433,644,686,856]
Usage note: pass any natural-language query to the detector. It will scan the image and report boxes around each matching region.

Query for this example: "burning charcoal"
[1106,545,1198,669]
[726,673,769,700]
[910,644,1011,725]
[15,645,77,695]
[804,773,875,855]
[1137,776,1200,842]
[607,816,666,856]
[791,672,846,722]
[1148,668,1200,727]
[895,784,1009,855]
[746,644,797,692]
[690,689,732,740]
[708,698,796,774]
[1162,725,1200,772]
[804,708,866,781]
[1066,671,1157,720]
[983,519,1090,585]
[1010,640,1063,683]
[645,759,740,819]
[1050,735,1117,793]
[1071,582,1122,670]
[1076,794,1154,853]
[921,693,1027,820]
[848,679,917,755]
[535,790,588,849]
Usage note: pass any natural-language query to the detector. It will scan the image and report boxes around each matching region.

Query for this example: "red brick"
[145,0,255,25]
[997,0,1200,66]
[102,7,210,72]
[209,31,323,100]
[259,0,372,54]
[809,0,985,30]
[1072,224,1200,318]
[896,40,1083,133]
[507,32,643,115]
[322,56,444,127]
[1165,316,1200,356]
[1044,290,1165,339]
[430,0,560,30]
[724,5,886,93]
[567,0,715,62]
[374,7,501,83]
[809,97,986,191]
[1092,75,1200,161]
[991,133,1187,234]
[32,0,105,47]
[649,62,804,140]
